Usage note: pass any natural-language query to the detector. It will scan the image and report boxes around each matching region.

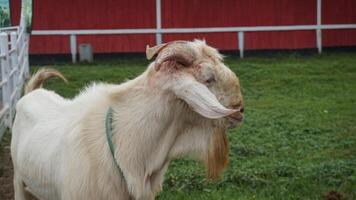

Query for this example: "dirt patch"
[0,133,14,200]
[323,190,346,200]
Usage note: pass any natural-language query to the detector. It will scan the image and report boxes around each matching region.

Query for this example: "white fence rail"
[0,26,30,140]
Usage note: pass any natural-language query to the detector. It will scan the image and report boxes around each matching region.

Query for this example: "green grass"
[27,52,356,199]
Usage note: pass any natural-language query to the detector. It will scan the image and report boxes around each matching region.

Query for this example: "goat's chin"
[226,120,242,129]
[205,127,229,180]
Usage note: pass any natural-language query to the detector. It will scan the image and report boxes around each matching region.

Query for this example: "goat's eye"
[205,76,215,84]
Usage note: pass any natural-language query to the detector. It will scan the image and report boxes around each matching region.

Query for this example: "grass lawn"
[2,52,356,199]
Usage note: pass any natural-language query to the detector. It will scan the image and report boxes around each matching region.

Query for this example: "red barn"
[10,0,356,56]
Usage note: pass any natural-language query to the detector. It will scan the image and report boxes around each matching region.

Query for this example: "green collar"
[105,107,125,181]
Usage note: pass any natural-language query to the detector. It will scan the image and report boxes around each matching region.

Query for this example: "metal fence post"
[70,34,77,63]
[238,32,244,58]
[8,32,19,124]
[10,32,18,73]
[10,32,19,103]
[316,29,322,54]
[0,32,11,127]
[316,0,322,54]
[155,0,162,45]
[24,33,30,79]
[17,28,24,88]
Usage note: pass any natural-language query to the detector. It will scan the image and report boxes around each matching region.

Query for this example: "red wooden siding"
[76,35,156,53]
[322,0,356,24]
[30,0,156,54]
[29,35,157,54]
[163,33,238,51]
[29,35,70,54]
[32,0,156,29]
[9,0,356,55]
[323,29,356,47]
[245,31,316,50]
[162,0,317,50]
[322,0,356,47]
[9,0,20,25]
[162,0,316,27]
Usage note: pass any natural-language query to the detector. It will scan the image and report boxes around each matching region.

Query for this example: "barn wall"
[162,0,316,27]
[322,0,356,47]
[32,0,157,54]
[9,0,20,25]
[9,0,356,55]
[162,0,317,50]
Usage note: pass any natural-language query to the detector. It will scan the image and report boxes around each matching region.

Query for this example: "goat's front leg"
[149,162,170,196]
[13,173,30,200]
[126,175,155,200]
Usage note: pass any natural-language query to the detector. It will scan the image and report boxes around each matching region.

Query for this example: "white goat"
[11,40,244,200]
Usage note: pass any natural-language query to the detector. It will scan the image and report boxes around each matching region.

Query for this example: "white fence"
[0,26,30,140]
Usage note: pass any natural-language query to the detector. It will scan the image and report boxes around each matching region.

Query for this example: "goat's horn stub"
[159,54,193,67]
[146,43,169,60]
[146,40,192,60]
[154,42,196,71]
[146,45,153,60]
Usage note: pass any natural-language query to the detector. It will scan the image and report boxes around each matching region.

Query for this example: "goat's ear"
[146,43,169,60]
[172,75,237,119]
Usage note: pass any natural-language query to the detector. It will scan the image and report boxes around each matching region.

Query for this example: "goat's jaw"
[223,106,244,129]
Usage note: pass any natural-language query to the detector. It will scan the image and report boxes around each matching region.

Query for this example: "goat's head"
[146,40,243,179]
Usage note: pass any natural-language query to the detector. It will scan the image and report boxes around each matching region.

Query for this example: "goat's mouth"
[226,113,243,128]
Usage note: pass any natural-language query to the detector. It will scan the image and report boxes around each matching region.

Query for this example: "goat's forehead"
[189,41,223,61]
[220,67,238,83]
[189,42,238,83]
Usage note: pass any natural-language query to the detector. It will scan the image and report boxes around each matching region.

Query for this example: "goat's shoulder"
[73,82,117,105]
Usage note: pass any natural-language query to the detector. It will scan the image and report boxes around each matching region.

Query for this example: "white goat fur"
[11,40,243,200]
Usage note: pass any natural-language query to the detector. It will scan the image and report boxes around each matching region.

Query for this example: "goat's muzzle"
[226,107,244,128]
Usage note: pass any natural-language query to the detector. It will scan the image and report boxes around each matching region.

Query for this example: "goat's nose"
[232,103,244,113]
[240,107,244,113]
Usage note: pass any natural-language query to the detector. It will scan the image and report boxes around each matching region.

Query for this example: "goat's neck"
[110,74,186,198]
